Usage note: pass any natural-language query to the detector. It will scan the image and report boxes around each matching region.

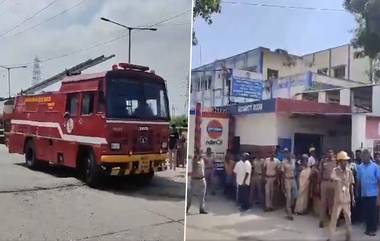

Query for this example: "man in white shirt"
[234,152,252,211]
[308,147,317,167]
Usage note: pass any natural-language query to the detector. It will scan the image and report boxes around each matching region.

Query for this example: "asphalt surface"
[0,145,186,241]
[186,190,379,241]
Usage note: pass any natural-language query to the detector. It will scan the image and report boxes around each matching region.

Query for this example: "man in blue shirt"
[357,149,380,236]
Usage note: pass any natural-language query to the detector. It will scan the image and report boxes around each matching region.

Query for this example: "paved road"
[186,191,379,241]
[0,145,185,241]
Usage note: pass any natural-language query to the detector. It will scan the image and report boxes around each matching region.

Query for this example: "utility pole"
[0,65,27,98]
[100,17,157,63]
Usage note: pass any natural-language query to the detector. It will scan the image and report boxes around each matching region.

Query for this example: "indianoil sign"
[201,117,229,155]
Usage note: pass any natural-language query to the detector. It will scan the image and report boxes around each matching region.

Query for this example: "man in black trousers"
[357,149,380,236]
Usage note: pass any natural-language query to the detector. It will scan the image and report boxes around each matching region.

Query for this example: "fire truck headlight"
[110,143,121,150]
[161,141,168,149]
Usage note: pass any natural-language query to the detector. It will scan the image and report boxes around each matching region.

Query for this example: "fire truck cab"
[7,63,170,186]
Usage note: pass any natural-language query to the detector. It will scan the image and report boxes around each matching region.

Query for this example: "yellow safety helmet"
[336,151,350,161]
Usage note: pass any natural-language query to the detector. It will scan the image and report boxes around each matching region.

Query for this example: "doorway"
[294,133,323,158]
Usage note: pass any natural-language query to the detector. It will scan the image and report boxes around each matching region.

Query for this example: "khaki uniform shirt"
[282,158,296,178]
[252,158,264,175]
[330,166,354,204]
[192,158,205,179]
[204,155,214,170]
[225,159,234,176]
[320,159,337,181]
[264,158,280,176]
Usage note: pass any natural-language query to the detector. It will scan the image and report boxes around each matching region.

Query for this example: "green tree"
[344,0,380,82]
[193,0,221,45]
[170,115,188,128]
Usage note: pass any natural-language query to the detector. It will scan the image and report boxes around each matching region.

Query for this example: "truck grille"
[133,130,153,152]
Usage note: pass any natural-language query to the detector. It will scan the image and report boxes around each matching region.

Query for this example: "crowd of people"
[187,146,380,241]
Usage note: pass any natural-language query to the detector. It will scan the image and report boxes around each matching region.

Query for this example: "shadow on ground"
[14,162,185,201]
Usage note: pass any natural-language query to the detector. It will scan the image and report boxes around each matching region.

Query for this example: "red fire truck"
[6,63,170,186]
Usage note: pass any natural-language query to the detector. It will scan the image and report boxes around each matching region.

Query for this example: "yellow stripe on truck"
[100,153,167,163]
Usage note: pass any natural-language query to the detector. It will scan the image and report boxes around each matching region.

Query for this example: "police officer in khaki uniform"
[319,149,337,228]
[204,147,215,196]
[250,157,264,206]
[281,148,297,220]
[328,151,355,241]
[264,151,280,211]
[187,148,208,214]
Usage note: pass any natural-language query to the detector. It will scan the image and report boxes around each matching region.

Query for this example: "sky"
[0,0,192,116]
[192,0,358,68]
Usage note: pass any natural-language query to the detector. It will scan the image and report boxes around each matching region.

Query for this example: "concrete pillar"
[318,91,326,103]
[340,89,350,106]
[351,114,366,151]
[372,85,380,115]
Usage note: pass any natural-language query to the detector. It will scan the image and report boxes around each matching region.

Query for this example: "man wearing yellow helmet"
[328,151,355,241]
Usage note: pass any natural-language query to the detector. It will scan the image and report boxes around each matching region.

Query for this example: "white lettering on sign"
[206,139,223,145]
[139,126,149,131]
[237,103,263,113]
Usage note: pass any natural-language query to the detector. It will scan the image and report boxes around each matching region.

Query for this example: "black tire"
[25,140,38,169]
[84,150,101,187]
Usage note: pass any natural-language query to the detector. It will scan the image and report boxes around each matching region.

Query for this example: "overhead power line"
[222,1,346,12]
[0,0,59,37]
[144,10,190,27]
[0,0,87,40]
[12,10,190,66]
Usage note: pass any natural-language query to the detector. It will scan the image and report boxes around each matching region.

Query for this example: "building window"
[267,68,279,80]
[243,66,258,72]
[317,68,328,75]
[333,65,346,79]
[354,51,366,59]
[207,76,212,90]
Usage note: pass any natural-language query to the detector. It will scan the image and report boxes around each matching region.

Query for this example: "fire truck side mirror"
[64,112,71,119]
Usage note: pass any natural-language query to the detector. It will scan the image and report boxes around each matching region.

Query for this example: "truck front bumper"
[100,153,167,176]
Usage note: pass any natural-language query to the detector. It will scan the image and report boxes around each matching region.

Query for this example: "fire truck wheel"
[25,140,39,169]
[84,150,101,187]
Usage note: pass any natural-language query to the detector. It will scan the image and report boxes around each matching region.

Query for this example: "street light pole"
[100,17,157,63]
[0,65,27,98]
[128,28,132,63]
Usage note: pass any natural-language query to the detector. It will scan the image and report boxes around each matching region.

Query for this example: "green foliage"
[344,0,380,59]
[170,115,188,127]
[192,0,221,45]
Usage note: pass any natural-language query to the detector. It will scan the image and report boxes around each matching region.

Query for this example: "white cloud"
[0,0,192,115]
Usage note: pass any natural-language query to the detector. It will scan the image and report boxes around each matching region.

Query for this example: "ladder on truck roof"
[21,54,115,95]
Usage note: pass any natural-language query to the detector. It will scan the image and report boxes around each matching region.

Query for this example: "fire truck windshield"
[106,78,169,120]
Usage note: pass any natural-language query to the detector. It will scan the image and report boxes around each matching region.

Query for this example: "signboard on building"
[231,76,263,99]
[211,99,276,115]
[232,99,277,115]
[201,117,229,155]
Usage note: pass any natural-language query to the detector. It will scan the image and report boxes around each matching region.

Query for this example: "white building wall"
[262,51,305,80]
[372,85,380,116]
[234,113,278,146]
[331,45,349,73]
[339,89,351,106]
[352,114,367,151]
[349,47,371,83]
[318,92,327,103]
